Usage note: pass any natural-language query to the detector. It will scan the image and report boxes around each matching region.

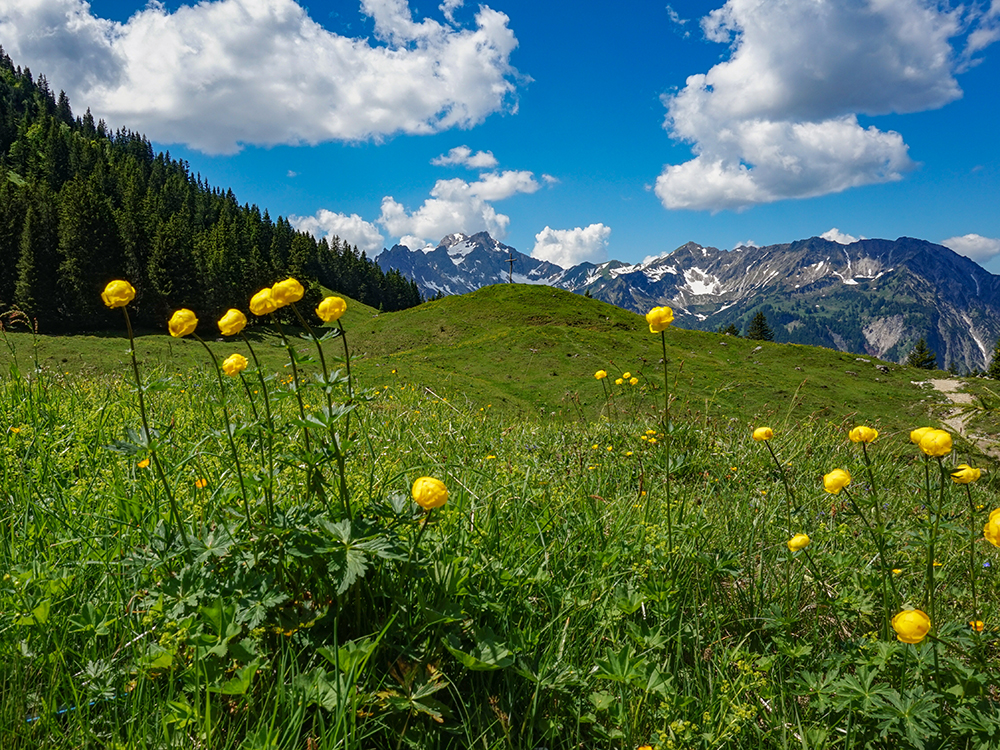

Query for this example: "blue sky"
[2,0,999,271]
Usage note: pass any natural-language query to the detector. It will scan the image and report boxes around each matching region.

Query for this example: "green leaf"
[209,659,261,695]
[16,599,50,626]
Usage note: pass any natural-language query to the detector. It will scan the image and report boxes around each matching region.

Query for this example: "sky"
[2,0,1000,272]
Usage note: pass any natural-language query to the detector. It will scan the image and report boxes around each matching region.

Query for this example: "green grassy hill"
[0,283,986,437]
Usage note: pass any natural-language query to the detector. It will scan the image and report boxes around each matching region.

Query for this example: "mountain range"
[376,232,1000,372]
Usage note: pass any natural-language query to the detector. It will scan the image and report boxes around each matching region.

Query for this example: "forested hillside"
[0,48,419,332]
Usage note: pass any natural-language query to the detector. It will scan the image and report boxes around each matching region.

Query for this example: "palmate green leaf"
[444,628,513,671]
[68,602,113,635]
[208,659,261,695]
[834,667,896,713]
[292,666,351,712]
[15,598,50,626]
[872,686,939,750]
[594,644,647,684]
[317,636,378,676]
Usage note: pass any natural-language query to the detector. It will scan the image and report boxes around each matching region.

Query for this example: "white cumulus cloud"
[656,0,999,211]
[378,170,540,247]
[531,224,611,268]
[940,234,1000,263]
[431,146,499,169]
[821,228,862,245]
[0,0,520,154]
[289,210,385,255]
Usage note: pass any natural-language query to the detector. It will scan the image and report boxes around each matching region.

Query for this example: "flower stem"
[240,333,275,521]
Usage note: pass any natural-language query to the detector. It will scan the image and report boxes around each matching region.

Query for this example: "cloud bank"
[531,224,611,267]
[288,210,386,255]
[941,234,1000,263]
[0,0,521,154]
[656,0,999,211]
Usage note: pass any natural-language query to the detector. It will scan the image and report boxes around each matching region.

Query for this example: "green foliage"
[987,337,1000,380]
[745,310,774,341]
[906,338,938,370]
[717,322,740,336]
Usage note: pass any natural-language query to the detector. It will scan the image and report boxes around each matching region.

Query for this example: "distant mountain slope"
[376,233,1000,372]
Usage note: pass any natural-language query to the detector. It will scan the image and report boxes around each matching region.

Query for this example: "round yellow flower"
[217,308,247,336]
[823,468,851,494]
[101,279,136,309]
[629,377,639,386]
[919,429,952,457]
[271,277,304,307]
[412,476,448,511]
[910,426,934,444]
[984,508,1000,548]
[787,533,810,552]
[137,458,150,469]
[622,372,632,379]
[316,296,347,322]
[969,620,985,633]
[250,288,278,316]
[646,306,674,333]
[222,353,248,377]
[892,609,931,644]
[594,370,607,380]
[849,425,878,443]
[167,309,198,338]
[615,378,624,385]
[752,426,773,441]
[195,478,208,490]
[951,463,981,484]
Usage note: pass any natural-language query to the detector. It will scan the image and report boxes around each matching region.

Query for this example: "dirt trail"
[927,379,999,459]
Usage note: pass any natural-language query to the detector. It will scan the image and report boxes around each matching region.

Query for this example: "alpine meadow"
[4,24,1000,750]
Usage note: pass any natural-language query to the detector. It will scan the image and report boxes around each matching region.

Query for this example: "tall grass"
[1,297,998,750]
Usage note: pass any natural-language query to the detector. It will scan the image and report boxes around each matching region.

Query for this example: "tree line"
[0,47,420,333]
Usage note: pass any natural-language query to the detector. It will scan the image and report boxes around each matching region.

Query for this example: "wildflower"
[892,568,903,575]
[622,372,632,379]
[892,609,931,644]
[101,279,136,308]
[9,427,21,434]
[646,305,674,333]
[249,288,278,316]
[823,468,851,494]
[910,427,934,444]
[316,296,347,322]
[222,353,248,377]
[787,533,810,552]
[168,309,198,338]
[919,429,952,457]
[984,509,1000,547]
[629,377,639,385]
[595,369,607,380]
[195,478,208,489]
[271,277,304,307]
[849,425,878,443]
[951,464,981,484]
[412,476,448,510]
[137,458,150,469]
[615,378,624,385]
[752,426,773,441]
[933,560,943,567]
[970,620,985,632]
[217,308,247,336]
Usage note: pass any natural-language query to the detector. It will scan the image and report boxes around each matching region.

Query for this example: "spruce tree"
[906,338,937,370]
[987,338,1000,380]
[745,311,774,341]
[717,322,740,337]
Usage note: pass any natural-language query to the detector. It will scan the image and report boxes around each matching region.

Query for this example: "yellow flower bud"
[222,353,248,377]
[752,426,773,441]
[849,425,878,443]
[823,468,851,494]
[412,476,448,511]
[271,277,304,307]
[892,609,930,644]
[316,296,347,322]
[250,288,278,316]
[217,309,247,336]
[919,429,952,457]
[101,279,136,309]
[787,533,810,552]
[910,426,934,444]
[594,370,607,380]
[645,306,674,333]
[167,309,198,338]
[951,463,980,484]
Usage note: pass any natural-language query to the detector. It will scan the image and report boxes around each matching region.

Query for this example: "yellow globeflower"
[951,464,981,484]
[101,279,136,309]
[892,609,931,644]
[222,353,248,377]
[752,426,773,441]
[629,377,639,385]
[271,277,304,307]
[622,372,632,379]
[168,309,198,338]
[910,426,934,444]
[646,306,674,333]
[594,370,607,380]
[849,425,878,443]
[316,296,347,322]
[615,378,624,385]
[823,468,851,494]
[984,509,1000,548]
[249,288,278,316]
[218,309,247,336]
[787,533,810,552]
[412,476,448,511]
[919,429,952,457]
